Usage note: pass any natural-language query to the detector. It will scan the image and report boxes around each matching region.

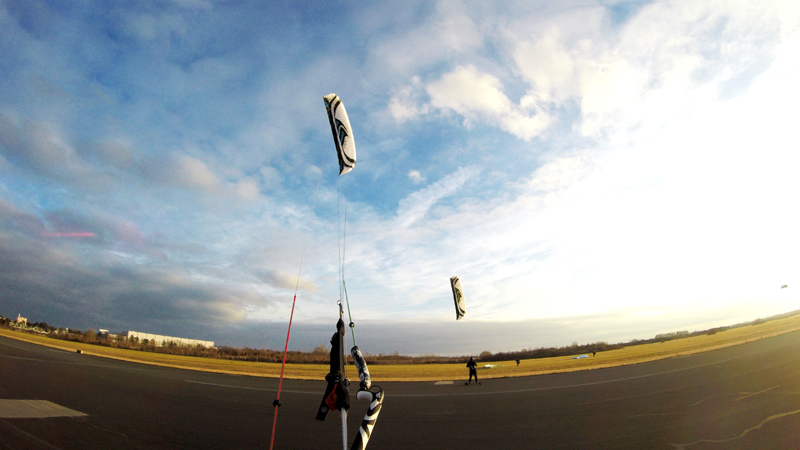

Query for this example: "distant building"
[119,331,214,348]
[98,329,116,341]
[16,314,27,326]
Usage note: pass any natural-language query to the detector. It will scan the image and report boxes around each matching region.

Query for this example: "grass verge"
[3,313,800,382]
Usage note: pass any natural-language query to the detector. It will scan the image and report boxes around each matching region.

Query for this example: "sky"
[1,0,799,356]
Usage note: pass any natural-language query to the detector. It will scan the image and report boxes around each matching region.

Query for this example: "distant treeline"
[2,309,798,365]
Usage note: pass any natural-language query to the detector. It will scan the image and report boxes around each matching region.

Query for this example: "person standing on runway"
[466,357,478,384]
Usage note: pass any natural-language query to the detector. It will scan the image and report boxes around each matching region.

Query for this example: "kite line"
[269,148,328,450]
[339,177,357,346]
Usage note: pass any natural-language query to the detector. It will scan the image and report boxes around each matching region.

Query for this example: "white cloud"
[388,83,430,123]
[259,166,281,188]
[0,113,103,187]
[528,156,591,194]
[434,0,483,53]
[407,170,426,184]
[234,177,260,201]
[172,155,222,192]
[388,0,795,142]
[512,30,576,102]
[122,13,187,42]
[396,166,479,228]
[508,0,794,137]
[426,65,550,140]
[427,66,511,119]
[259,270,317,293]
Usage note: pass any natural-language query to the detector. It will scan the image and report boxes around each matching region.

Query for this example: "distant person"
[516,359,520,366]
[593,351,596,357]
[466,357,478,384]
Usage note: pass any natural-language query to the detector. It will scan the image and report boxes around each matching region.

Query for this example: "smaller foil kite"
[781,284,788,289]
[324,94,356,175]
[451,276,466,320]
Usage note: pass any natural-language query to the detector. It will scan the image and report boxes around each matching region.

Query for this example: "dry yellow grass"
[4,313,800,382]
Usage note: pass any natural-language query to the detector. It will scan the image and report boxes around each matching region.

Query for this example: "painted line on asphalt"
[0,353,182,375]
[688,393,740,407]
[0,400,87,419]
[669,409,800,449]
[628,412,698,418]
[185,380,317,395]
[735,385,780,401]
[0,341,64,352]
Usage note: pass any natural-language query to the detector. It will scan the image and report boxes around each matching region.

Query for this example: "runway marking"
[572,363,793,407]
[0,354,126,369]
[0,341,42,352]
[71,416,129,438]
[628,412,697,418]
[0,400,87,418]
[689,393,747,407]
[668,408,800,449]
[185,380,317,395]
[735,385,780,401]
[0,340,67,354]
[0,419,64,449]
[0,354,172,374]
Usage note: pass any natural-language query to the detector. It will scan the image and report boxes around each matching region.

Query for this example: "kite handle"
[350,387,384,450]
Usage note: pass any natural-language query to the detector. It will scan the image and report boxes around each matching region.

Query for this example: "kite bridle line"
[338,175,357,346]
[337,299,347,379]
[269,148,328,450]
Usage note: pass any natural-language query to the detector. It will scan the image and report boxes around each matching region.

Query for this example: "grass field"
[4,313,800,381]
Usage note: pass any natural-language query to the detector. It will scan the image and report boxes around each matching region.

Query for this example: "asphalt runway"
[2,331,800,449]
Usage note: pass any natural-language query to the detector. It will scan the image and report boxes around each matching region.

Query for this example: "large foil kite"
[324,93,356,175]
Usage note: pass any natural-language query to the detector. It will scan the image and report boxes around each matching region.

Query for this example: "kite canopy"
[450,276,466,320]
[324,93,356,175]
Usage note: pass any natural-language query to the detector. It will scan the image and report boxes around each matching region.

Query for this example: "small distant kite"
[781,285,788,289]
[450,276,466,320]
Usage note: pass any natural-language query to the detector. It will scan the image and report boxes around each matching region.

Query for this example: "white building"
[119,331,214,348]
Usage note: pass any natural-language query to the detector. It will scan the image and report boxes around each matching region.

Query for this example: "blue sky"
[1,0,798,356]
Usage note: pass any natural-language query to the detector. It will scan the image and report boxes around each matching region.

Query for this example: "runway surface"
[2,331,800,449]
